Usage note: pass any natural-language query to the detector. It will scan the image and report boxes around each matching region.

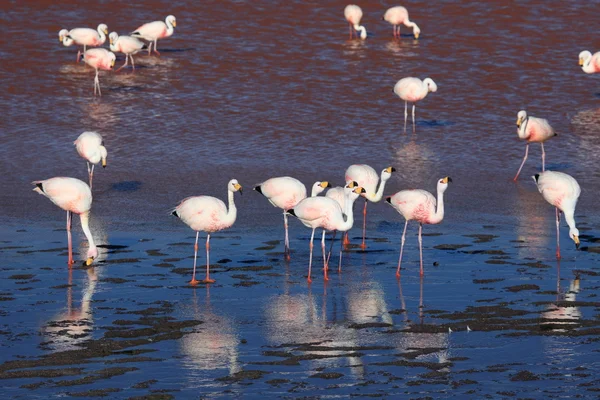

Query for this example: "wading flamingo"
[74,131,107,189]
[131,15,176,56]
[325,181,359,270]
[172,179,242,285]
[254,178,331,259]
[109,32,145,72]
[387,177,452,277]
[383,6,420,39]
[394,77,437,130]
[32,177,98,266]
[345,165,395,248]
[513,110,556,181]
[81,48,115,96]
[288,186,365,283]
[579,50,600,74]
[344,5,367,40]
[533,171,580,260]
[58,24,108,62]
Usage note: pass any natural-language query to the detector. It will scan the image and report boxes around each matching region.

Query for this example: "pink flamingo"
[324,181,359,270]
[579,50,600,74]
[344,5,367,39]
[513,110,556,181]
[58,24,108,62]
[81,48,115,96]
[533,171,580,259]
[394,77,437,130]
[32,177,98,266]
[74,131,107,189]
[387,177,452,277]
[172,179,242,285]
[131,15,176,56]
[109,32,146,72]
[383,6,420,39]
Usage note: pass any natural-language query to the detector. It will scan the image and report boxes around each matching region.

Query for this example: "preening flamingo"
[81,48,115,96]
[172,179,242,285]
[344,5,367,40]
[58,24,108,62]
[254,178,331,259]
[74,131,107,189]
[387,177,452,277]
[32,177,98,266]
[579,50,600,74]
[513,110,556,181]
[288,186,365,282]
[383,6,420,39]
[109,32,146,72]
[533,171,580,259]
[325,181,359,270]
[394,77,437,130]
[131,15,176,56]
[345,165,395,248]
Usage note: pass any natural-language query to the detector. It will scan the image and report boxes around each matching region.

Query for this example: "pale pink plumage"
[344,5,367,39]
[579,50,600,74]
[394,77,437,130]
[383,6,421,39]
[59,24,108,62]
[109,32,145,72]
[513,110,556,181]
[81,48,116,96]
[131,15,176,55]
[74,131,107,189]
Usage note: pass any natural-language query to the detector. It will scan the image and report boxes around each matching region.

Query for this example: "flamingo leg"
[189,231,200,285]
[153,39,160,56]
[130,55,136,72]
[349,23,353,40]
[67,211,74,266]
[116,54,129,72]
[93,69,101,96]
[89,164,95,190]
[147,41,152,55]
[418,223,424,277]
[361,199,367,249]
[412,104,416,132]
[322,230,329,281]
[203,233,215,283]
[541,142,546,172]
[308,228,315,283]
[513,143,529,181]
[86,162,92,188]
[396,220,408,277]
[326,230,337,267]
[343,231,350,247]
[555,208,561,260]
[283,212,290,260]
[404,101,408,129]
[393,25,397,39]
[76,49,81,63]
[338,233,344,272]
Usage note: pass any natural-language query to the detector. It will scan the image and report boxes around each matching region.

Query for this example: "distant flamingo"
[81,48,115,96]
[513,110,556,181]
[387,177,452,277]
[32,177,98,266]
[109,32,145,72]
[394,77,437,130]
[172,179,242,285]
[74,131,107,189]
[579,50,600,74]
[254,178,331,259]
[344,5,367,39]
[345,165,395,248]
[58,24,108,62]
[533,171,580,260]
[383,6,420,39]
[131,15,176,56]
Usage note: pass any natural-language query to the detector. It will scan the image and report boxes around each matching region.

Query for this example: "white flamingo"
[579,50,600,74]
[109,32,146,72]
[344,5,367,40]
[513,110,557,181]
[74,131,107,190]
[131,15,176,55]
[394,77,437,130]
[325,181,359,270]
[58,24,108,62]
[383,6,420,39]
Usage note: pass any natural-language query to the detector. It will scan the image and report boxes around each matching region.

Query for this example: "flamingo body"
[81,48,116,96]
[394,77,437,129]
[513,110,556,181]
[59,24,108,61]
[579,50,600,74]
[109,32,145,71]
[344,5,367,39]
[74,131,107,189]
[131,15,176,55]
[383,6,420,39]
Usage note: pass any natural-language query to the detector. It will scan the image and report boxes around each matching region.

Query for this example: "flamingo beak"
[385,166,396,173]
[173,20,177,27]
[59,36,64,42]
[574,235,580,249]
[320,181,331,188]
[442,177,452,184]
[111,59,115,68]
[354,187,366,194]
[104,28,108,35]
[579,58,584,66]
[414,33,419,39]
[86,257,94,266]
[347,181,358,188]
[102,159,107,168]
[516,117,522,127]
[234,183,243,194]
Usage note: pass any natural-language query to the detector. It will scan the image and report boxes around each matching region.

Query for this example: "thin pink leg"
[147,41,152,55]
[404,101,408,132]
[321,230,329,281]
[116,55,129,72]
[153,40,160,56]
[283,212,290,260]
[89,164,95,190]
[204,233,215,283]
[513,143,529,181]
[418,223,424,277]
[130,55,136,72]
[361,200,367,249]
[555,208,561,260]
[190,231,200,285]
[326,230,337,267]
[67,211,74,266]
[541,142,546,172]
[76,49,81,63]
[396,220,408,277]
[349,23,353,40]
[308,229,315,283]
[338,236,343,272]
[343,232,350,247]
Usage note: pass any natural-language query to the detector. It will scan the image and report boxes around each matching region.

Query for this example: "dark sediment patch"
[473,278,504,284]
[266,378,290,385]
[461,249,507,255]
[132,379,158,389]
[521,261,552,269]
[103,258,142,265]
[127,394,174,400]
[153,263,175,268]
[399,347,446,359]
[67,388,122,397]
[233,281,260,287]
[574,269,599,276]
[101,278,133,284]
[0,296,15,301]
[226,265,272,272]
[463,234,498,243]
[388,309,406,315]
[434,244,471,250]
[310,372,344,379]
[54,367,138,387]
[146,249,167,257]
[104,357,163,364]
[255,245,276,251]
[0,367,83,379]
[510,370,540,381]
[504,284,540,292]
[373,359,453,371]
[485,260,511,265]
[349,322,393,329]
[8,274,34,280]
[216,369,270,382]
[51,284,76,289]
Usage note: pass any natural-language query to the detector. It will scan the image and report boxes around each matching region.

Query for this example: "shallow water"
[2,0,600,398]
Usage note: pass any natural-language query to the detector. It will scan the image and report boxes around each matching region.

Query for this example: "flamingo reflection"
[541,264,581,332]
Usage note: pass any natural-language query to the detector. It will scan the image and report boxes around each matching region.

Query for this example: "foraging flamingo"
[32,177,98,266]
[533,171,580,259]
[288,186,365,282]
[387,177,452,277]
[109,32,145,72]
[131,15,176,56]
[394,77,437,129]
[383,6,420,39]
[172,179,242,285]
[344,5,367,40]
[254,178,331,259]
[74,131,107,189]
[513,110,556,181]
[579,50,600,74]
[81,48,115,96]
[58,24,108,62]
[345,165,395,248]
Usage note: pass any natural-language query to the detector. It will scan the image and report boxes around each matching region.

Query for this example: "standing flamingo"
[383,6,420,39]
[254,178,331,259]
[394,77,437,130]
[288,186,365,282]
[579,50,600,74]
[58,24,108,62]
[513,110,556,181]
[325,181,359,270]
[172,179,242,285]
[533,171,580,260]
[109,32,146,72]
[32,177,98,266]
[344,5,367,40]
[387,177,452,277]
[131,15,176,56]
[81,48,115,96]
[74,131,107,190]
[345,165,395,248]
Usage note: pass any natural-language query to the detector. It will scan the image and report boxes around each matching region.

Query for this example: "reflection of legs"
[338,234,344,271]
[189,231,200,285]
[541,142,546,172]
[361,200,367,249]
[396,220,408,277]
[321,230,329,280]
[67,211,74,265]
[418,223,424,276]
[555,208,561,260]
[283,212,290,259]
[349,23,353,40]
[307,228,315,283]
[513,143,529,181]
[404,101,408,130]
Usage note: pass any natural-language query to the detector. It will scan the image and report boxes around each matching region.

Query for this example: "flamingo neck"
[354,25,367,39]
[368,177,388,202]
[517,116,529,139]
[80,211,97,252]
[582,57,596,73]
[564,209,577,232]
[339,194,357,231]
[404,20,418,30]
[166,20,175,36]
[310,186,320,197]
[97,28,106,43]
[225,190,238,226]
[429,190,445,225]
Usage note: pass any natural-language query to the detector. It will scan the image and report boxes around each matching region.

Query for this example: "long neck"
[79,211,96,252]
[368,177,388,202]
[404,20,418,31]
[583,57,595,73]
[564,208,577,232]
[166,19,175,35]
[517,117,529,139]
[429,189,445,224]
[224,190,238,226]
[354,25,366,39]
[310,186,319,197]
[97,28,106,43]
[339,195,356,231]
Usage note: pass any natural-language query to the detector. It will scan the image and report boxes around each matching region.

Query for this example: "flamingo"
[383,6,420,39]
[394,77,437,130]
[172,179,242,285]
[533,171,580,260]
[344,5,367,40]
[325,181,359,270]
[254,178,331,259]
[387,177,452,277]
[288,186,365,282]
[513,110,557,181]
[32,177,98,266]
[74,131,107,190]
[58,24,108,62]
[81,48,115,96]
[345,165,396,248]
[579,50,600,74]
[131,15,176,56]
[109,32,146,72]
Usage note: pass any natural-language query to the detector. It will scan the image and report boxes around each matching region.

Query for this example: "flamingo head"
[413,25,421,40]
[579,50,591,66]
[58,29,69,42]
[109,32,118,45]
[348,186,367,202]
[570,228,580,249]
[109,52,116,69]
[516,110,527,127]
[100,145,108,168]
[312,181,332,195]
[424,78,437,93]
[86,247,98,266]
[228,179,243,195]
[167,15,177,28]
[437,176,452,193]
[98,24,108,35]
[381,166,396,181]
